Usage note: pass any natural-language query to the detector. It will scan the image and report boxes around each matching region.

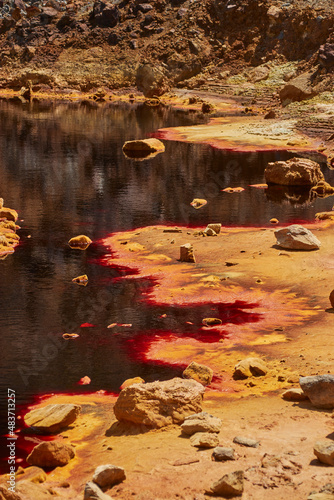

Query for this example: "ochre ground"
[156,115,318,152]
[5,221,334,499]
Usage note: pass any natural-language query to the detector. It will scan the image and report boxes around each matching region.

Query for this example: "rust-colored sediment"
[5,221,334,500]
[156,116,320,152]
[99,223,329,394]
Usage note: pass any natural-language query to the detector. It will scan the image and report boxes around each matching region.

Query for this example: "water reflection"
[1,98,334,442]
[266,185,317,206]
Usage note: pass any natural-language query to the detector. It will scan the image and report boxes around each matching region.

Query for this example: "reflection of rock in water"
[291,151,327,165]
[311,180,334,198]
[266,185,316,206]
[122,150,162,161]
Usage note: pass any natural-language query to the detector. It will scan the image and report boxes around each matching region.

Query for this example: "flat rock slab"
[233,436,259,448]
[275,225,321,250]
[24,404,81,433]
[300,375,334,408]
[15,480,56,499]
[190,432,220,448]
[308,494,334,500]
[113,377,205,428]
[181,412,222,435]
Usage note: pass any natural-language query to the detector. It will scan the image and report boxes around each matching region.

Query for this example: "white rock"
[275,225,321,250]
[92,464,126,488]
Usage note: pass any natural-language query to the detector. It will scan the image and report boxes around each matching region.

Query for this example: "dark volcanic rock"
[91,1,119,27]
[319,43,334,68]
[40,7,59,23]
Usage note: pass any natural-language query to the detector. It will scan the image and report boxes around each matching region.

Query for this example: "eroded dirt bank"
[0,0,334,92]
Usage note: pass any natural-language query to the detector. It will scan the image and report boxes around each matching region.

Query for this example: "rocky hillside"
[0,0,334,94]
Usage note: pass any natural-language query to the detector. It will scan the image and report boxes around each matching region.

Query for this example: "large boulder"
[279,72,317,105]
[26,441,75,468]
[24,404,81,433]
[136,64,170,98]
[300,375,334,408]
[113,377,205,428]
[264,157,324,186]
[181,412,222,435]
[275,225,321,251]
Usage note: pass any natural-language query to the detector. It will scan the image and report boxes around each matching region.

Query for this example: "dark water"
[0,98,334,469]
